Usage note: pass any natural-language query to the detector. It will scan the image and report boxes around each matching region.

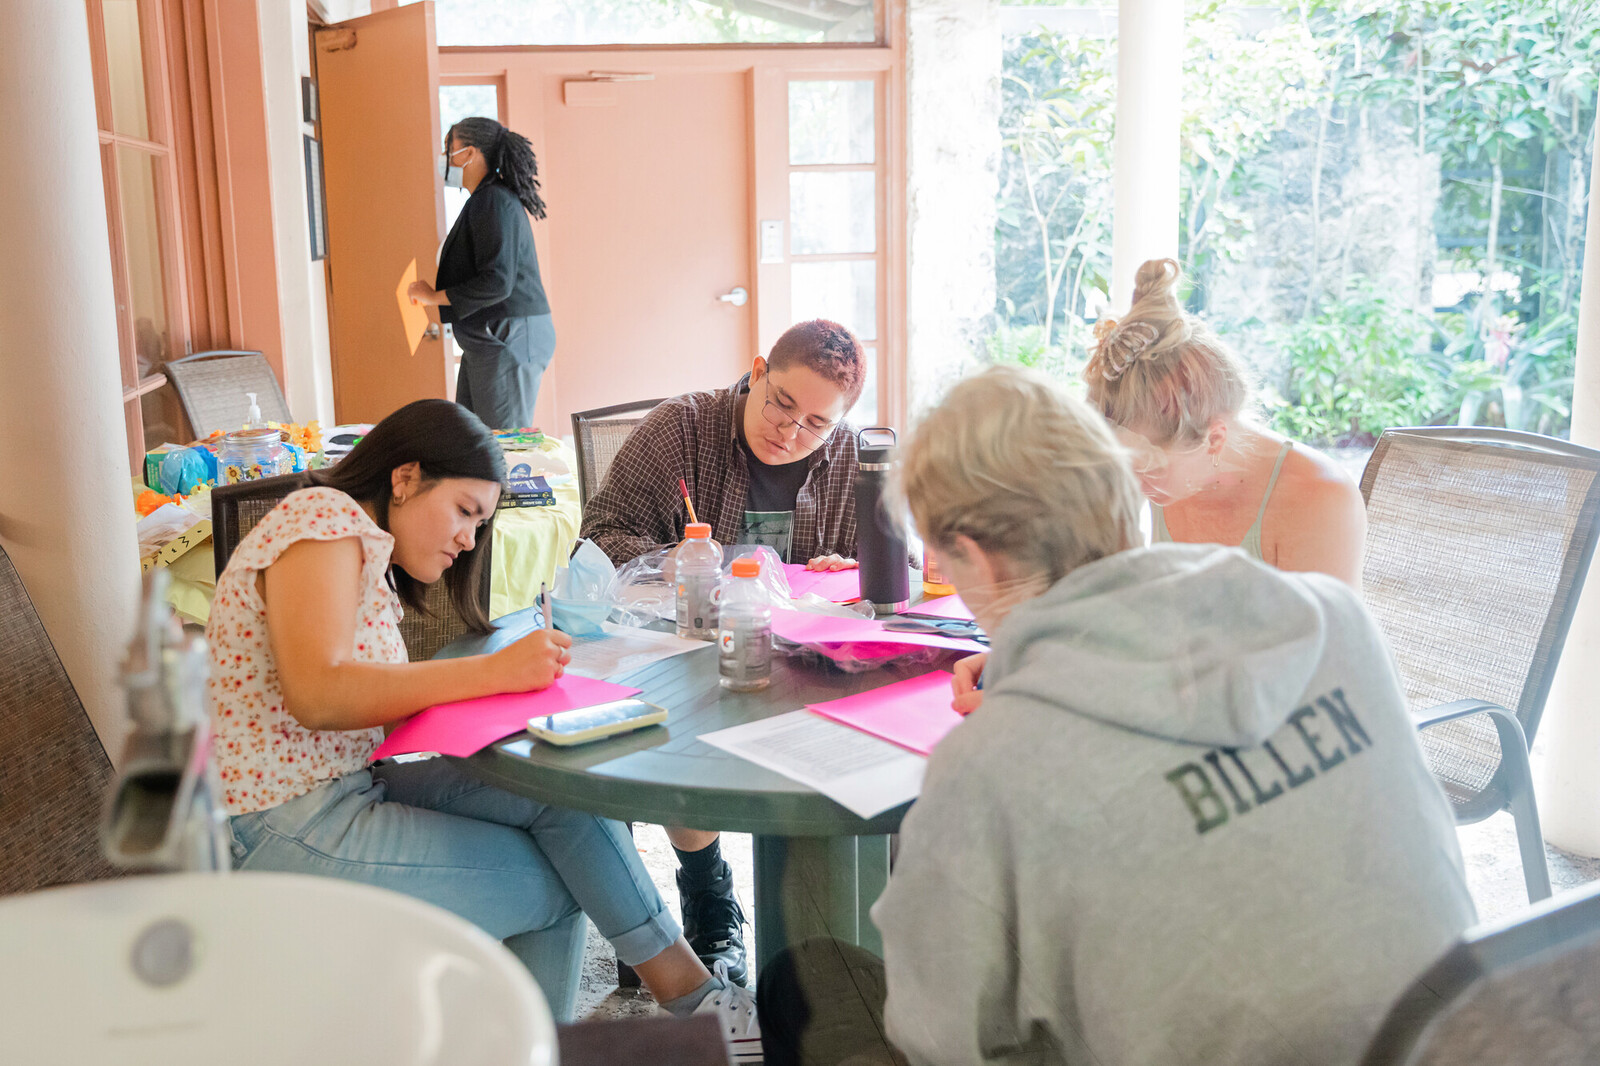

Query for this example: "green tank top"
[1151,441,1292,562]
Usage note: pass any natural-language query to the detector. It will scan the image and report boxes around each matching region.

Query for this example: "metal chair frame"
[1359,426,1600,902]
[570,398,666,506]
[165,349,292,440]
[1361,881,1600,1065]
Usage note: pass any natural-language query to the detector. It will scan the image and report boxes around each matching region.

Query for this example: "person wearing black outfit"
[408,116,553,431]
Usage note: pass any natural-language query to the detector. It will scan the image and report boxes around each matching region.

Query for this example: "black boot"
[677,861,749,987]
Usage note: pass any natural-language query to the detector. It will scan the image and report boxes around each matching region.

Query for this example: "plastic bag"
[611,546,676,627]
[719,544,792,603]
[549,538,615,637]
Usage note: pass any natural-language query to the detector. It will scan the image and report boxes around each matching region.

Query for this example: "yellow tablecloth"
[491,462,582,619]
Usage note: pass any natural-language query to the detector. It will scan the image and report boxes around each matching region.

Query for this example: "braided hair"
[448,116,547,220]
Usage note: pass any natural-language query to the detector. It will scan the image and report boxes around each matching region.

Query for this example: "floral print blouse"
[206,487,406,815]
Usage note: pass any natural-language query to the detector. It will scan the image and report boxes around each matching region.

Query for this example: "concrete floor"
[571,800,1600,1021]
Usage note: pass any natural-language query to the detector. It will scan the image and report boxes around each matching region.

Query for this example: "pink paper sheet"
[783,563,861,603]
[808,671,963,756]
[770,607,986,655]
[371,676,643,760]
[915,594,974,620]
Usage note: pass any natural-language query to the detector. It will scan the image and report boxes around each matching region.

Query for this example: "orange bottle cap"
[685,522,712,538]
[731,557,761,578]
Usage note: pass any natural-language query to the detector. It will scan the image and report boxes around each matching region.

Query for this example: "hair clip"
[1095,322,1161,380]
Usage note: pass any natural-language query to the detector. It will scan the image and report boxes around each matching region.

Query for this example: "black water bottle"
[854,428,910,613]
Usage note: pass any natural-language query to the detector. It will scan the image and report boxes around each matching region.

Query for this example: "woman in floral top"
[210,399,758,1043]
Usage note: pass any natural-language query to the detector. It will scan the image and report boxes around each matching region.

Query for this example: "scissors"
[881,616,988,644]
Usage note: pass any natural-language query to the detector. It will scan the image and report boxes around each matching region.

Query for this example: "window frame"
[85,0,193,472]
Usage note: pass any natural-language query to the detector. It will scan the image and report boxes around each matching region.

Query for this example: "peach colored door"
[529,69,753,427]
[317,4,449,424]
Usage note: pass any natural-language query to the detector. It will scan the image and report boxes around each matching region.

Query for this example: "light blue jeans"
[230,757,679,1013]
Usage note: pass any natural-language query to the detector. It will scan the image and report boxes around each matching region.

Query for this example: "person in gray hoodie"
[757,366,1475,1066]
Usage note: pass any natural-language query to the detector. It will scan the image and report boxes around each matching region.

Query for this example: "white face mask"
[439,146,471,189]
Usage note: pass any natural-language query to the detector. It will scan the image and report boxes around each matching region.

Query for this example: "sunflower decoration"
[269,420,324,454]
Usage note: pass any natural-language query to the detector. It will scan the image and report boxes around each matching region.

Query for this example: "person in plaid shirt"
[580,318,868,986]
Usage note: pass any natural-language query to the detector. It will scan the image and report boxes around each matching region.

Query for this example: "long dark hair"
[448,116,547,220]
[311,399,506,633]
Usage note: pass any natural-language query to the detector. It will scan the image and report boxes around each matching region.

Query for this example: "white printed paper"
[564,622,707,681]
[700,710,926,819]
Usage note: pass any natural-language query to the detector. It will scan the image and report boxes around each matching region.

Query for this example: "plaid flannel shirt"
[580,374,860,566]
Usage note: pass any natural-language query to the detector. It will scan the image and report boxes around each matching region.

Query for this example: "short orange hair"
[768,319,867,407]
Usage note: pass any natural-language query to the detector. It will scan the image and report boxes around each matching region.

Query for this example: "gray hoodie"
[873,544,1475,1066]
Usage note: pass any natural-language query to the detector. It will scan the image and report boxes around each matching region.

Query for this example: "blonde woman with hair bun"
[1084,258,1366,588]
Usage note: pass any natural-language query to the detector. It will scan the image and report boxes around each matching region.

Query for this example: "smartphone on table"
[527,699,668,746]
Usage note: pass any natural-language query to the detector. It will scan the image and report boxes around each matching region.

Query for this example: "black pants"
[757,938,909,1066]
[454,312,554,431]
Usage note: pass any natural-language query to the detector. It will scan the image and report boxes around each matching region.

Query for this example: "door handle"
[425,323,441,340]
[718,286,749,307]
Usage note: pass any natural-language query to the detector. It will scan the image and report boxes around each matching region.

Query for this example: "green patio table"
[436,605,940,973]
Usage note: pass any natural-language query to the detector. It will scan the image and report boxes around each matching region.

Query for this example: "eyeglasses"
[760,379,838,446]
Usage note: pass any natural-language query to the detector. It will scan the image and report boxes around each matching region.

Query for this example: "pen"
[541,581,552,631]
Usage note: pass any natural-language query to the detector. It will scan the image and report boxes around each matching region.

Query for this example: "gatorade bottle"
[718,557,773,692]
[673,523,723,641]
[922,546,955,598]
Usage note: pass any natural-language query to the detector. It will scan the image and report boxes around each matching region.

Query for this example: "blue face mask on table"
[549,539,617,638]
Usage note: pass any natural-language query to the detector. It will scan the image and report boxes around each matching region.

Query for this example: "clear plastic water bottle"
[718,557,772,691]
[673,523,723,641]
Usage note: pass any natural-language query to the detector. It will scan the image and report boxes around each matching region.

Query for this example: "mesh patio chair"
[1359,427,1600,903]
[211,473,491,663]
[1360,880,1600,1065]
[165,350,292,440]
[0,544,122,896]
[571,398,666,506]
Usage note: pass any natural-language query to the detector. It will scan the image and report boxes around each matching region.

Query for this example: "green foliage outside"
[993,0,1600,445]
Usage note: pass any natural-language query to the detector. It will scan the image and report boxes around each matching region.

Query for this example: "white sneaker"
[692,959,763,1063]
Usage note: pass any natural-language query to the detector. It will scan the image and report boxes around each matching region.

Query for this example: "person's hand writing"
[407,280,440,306]
[493,628,573,692]
[806,554,857,572]
[951,652,988,716]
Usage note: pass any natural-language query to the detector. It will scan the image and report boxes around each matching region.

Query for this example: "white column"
[260,0,338,425]
[1111,0,1183,311]
[906,0,1001,417]
[0,6,140,760]
[1537,128,1600,856]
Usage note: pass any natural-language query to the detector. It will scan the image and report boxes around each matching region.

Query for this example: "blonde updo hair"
[1084,258,1252,447]
[896,366,1143,585]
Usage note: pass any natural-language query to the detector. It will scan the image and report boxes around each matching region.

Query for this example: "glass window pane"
[789,81,874,165]
[790,171,875,255]
[116,147,170,380]
[791,260,876,341]
[440,84,500,229]
[432,0,879,46]
[849,346,878,426]
[140,386,185,451]
[441,83,499,134]
[100,0,151,139]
